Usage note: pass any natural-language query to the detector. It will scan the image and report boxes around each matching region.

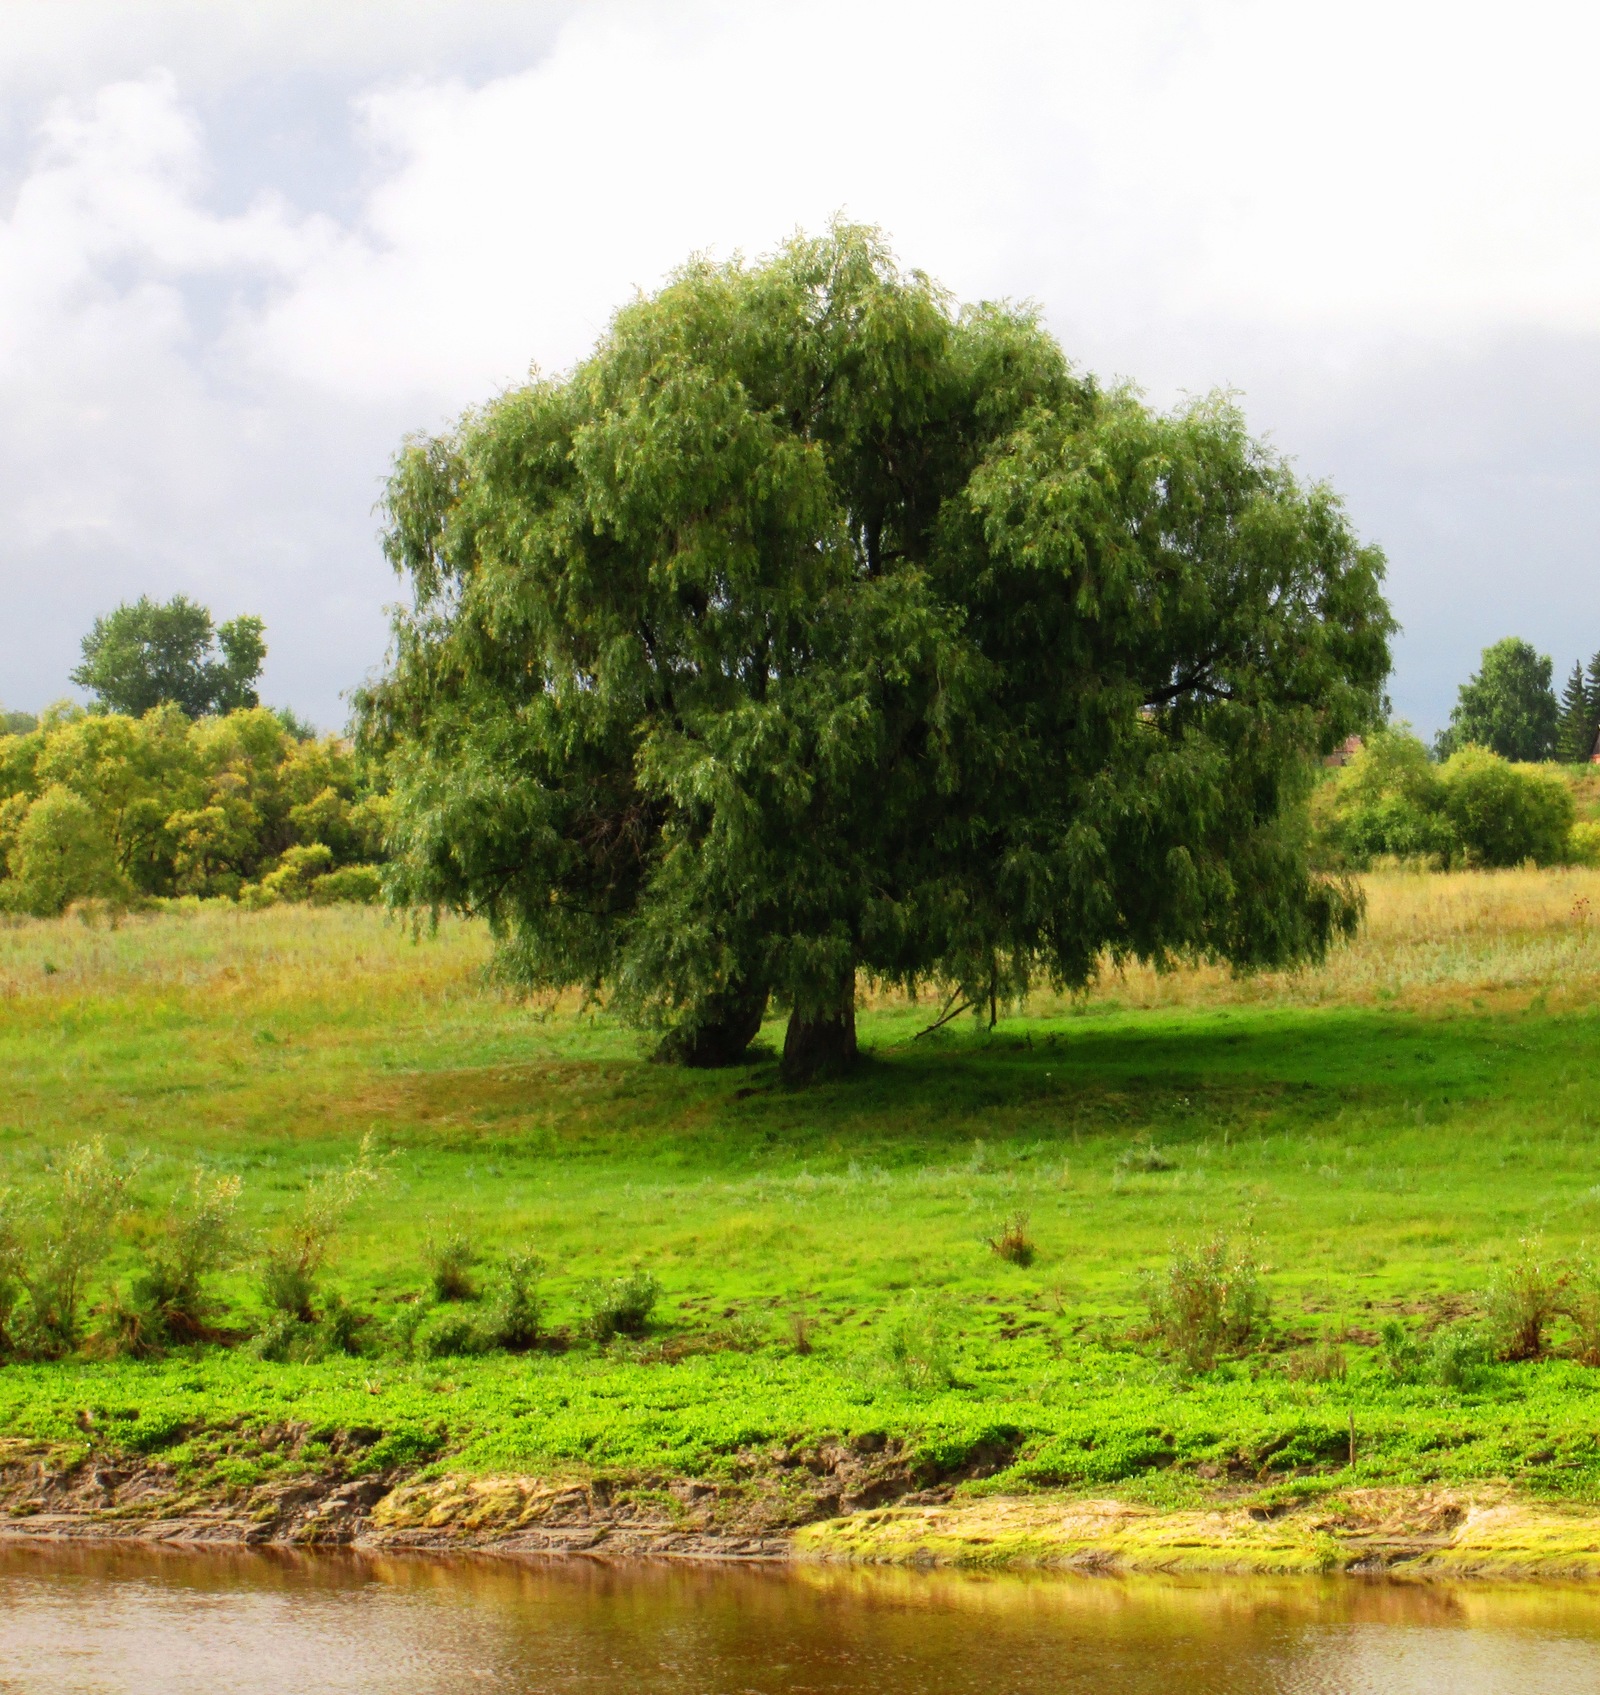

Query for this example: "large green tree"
[72,595,266,719]
[1435,637,1558,762]
[363,226,1392,1082]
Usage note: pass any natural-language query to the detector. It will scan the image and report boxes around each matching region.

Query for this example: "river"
[2,1543,1599,1692]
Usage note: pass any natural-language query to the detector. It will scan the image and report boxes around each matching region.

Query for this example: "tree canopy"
[1435,637,1557,763]
[72,595,266,719]
[0,704,387,915]
[362,225,1393,1082]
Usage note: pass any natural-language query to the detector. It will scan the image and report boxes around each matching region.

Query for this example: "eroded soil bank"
[6,1436,1600,1578]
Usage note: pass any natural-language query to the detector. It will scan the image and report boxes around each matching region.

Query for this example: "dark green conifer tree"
[1557,661,1595,763]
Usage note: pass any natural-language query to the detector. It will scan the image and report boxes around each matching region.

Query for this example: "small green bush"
[122,1171,242,1349]
[1440,747,1573,867]
[479,1252,543,1351]
[3,785,130,917]
[582,1269,661,1343]
[1378,1317,1421,1381]
[0,1139,138,1358]
[258,1134,383,1325]
[251,1296,368,1364]
[309,864,384,905]
[414,1308,484,1359]
[1141,1234,1270,1373]
[879,1291,958,1391]
[423,1218,480,1303]
[1285,1335,1347,1382]
[1118,1138,1176,1174]
[1424,1324,1489,1389]
[1310,728,1453,868]
[1560,1257,1600,1365]
[1482,1238,1562,1361]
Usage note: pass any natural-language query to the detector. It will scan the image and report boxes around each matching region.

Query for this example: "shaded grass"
[6,880,1600,1499]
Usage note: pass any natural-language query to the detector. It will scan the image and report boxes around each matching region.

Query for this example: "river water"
[2,1544,1599,1693]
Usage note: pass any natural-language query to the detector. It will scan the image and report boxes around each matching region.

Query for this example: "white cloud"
[2,0,1599,727]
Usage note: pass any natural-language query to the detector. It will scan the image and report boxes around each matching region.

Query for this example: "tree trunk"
[653,979,769,1068]
[781,990,858,1085]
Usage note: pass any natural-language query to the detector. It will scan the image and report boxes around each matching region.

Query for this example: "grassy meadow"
[8,870,1600,1510]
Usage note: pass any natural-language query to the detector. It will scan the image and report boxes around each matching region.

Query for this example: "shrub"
[1424,1324,1489,1390]
[1440,747,1573,867]
[1569,822,1600,868]
[3,785,130,917]
[1560,1257,1600,1365]
[1378,1317,1422,1381]
[479,1252,543,1351]
[581,1269,661,1343]
[1482,1238,1563,1361]
[309,864,384,905]
[258,1134,383,1325]
[126,1171,243,1346]
[1141,1233,1271,1373]
[423,1218,480,1303]
[1311,727,1452,868]
[880,1291,958,1391]
[1285,1336,1347,1382]
[0,1139,138,1358]
[240,843,333,908]
[415,1309,485,1360]
[251,1295,368,1364]
[987,1211,1036,1266]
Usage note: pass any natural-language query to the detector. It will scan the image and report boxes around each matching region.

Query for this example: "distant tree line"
[0,597,386,917]
[1436,636,1600,764]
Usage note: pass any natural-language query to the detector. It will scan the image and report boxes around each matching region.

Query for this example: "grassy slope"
[6,874,1600,1510]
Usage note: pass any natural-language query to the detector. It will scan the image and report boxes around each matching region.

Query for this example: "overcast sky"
[0,0,1594,733]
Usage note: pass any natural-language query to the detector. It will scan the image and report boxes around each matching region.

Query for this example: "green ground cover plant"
[7,880,1600,1506]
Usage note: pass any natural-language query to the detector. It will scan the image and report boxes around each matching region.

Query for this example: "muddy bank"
[5,1435,1600,1577]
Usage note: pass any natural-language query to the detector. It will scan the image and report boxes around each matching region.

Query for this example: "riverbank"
[6,1439,1600,1579]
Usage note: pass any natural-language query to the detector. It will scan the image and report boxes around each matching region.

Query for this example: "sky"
[0,0,1595,734]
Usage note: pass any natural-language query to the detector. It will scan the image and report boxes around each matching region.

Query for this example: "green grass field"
[7,872,1600,1514]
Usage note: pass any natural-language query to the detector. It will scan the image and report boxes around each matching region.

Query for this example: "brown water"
[2,1544,1600,1694]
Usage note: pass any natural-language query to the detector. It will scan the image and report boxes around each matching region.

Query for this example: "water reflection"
[1,1542,1598,1693]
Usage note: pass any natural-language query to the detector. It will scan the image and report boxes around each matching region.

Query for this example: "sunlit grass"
[6,874,1600,1497]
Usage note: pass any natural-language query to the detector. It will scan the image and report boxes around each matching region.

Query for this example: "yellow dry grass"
[5,865,1600,1025]
[940,866,1600,1020]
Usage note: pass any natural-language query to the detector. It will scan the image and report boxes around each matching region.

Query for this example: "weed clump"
[423,1218,481,1303]
[1427,1324,1490,1389]
[414,1309,484,1360]
[1118,1138,1175,1175]
[1142,1233,1270,1373]
[1378,1317,1421,1381]
[101,1171,243,1356]
[582,1269,661,1343]
[880,1291,957,1390]
[1483,1239,1562,1361]
[255,1135,383,1351]
[1560,1257,1600,1365]
[1286,1334,1348,1383]
[987,1211,1036,1267]
[0,1140,138,1359]
[479,1252,543,1352]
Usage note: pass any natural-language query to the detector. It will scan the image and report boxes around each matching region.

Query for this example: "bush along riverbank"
[10,1141,1600,1574]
